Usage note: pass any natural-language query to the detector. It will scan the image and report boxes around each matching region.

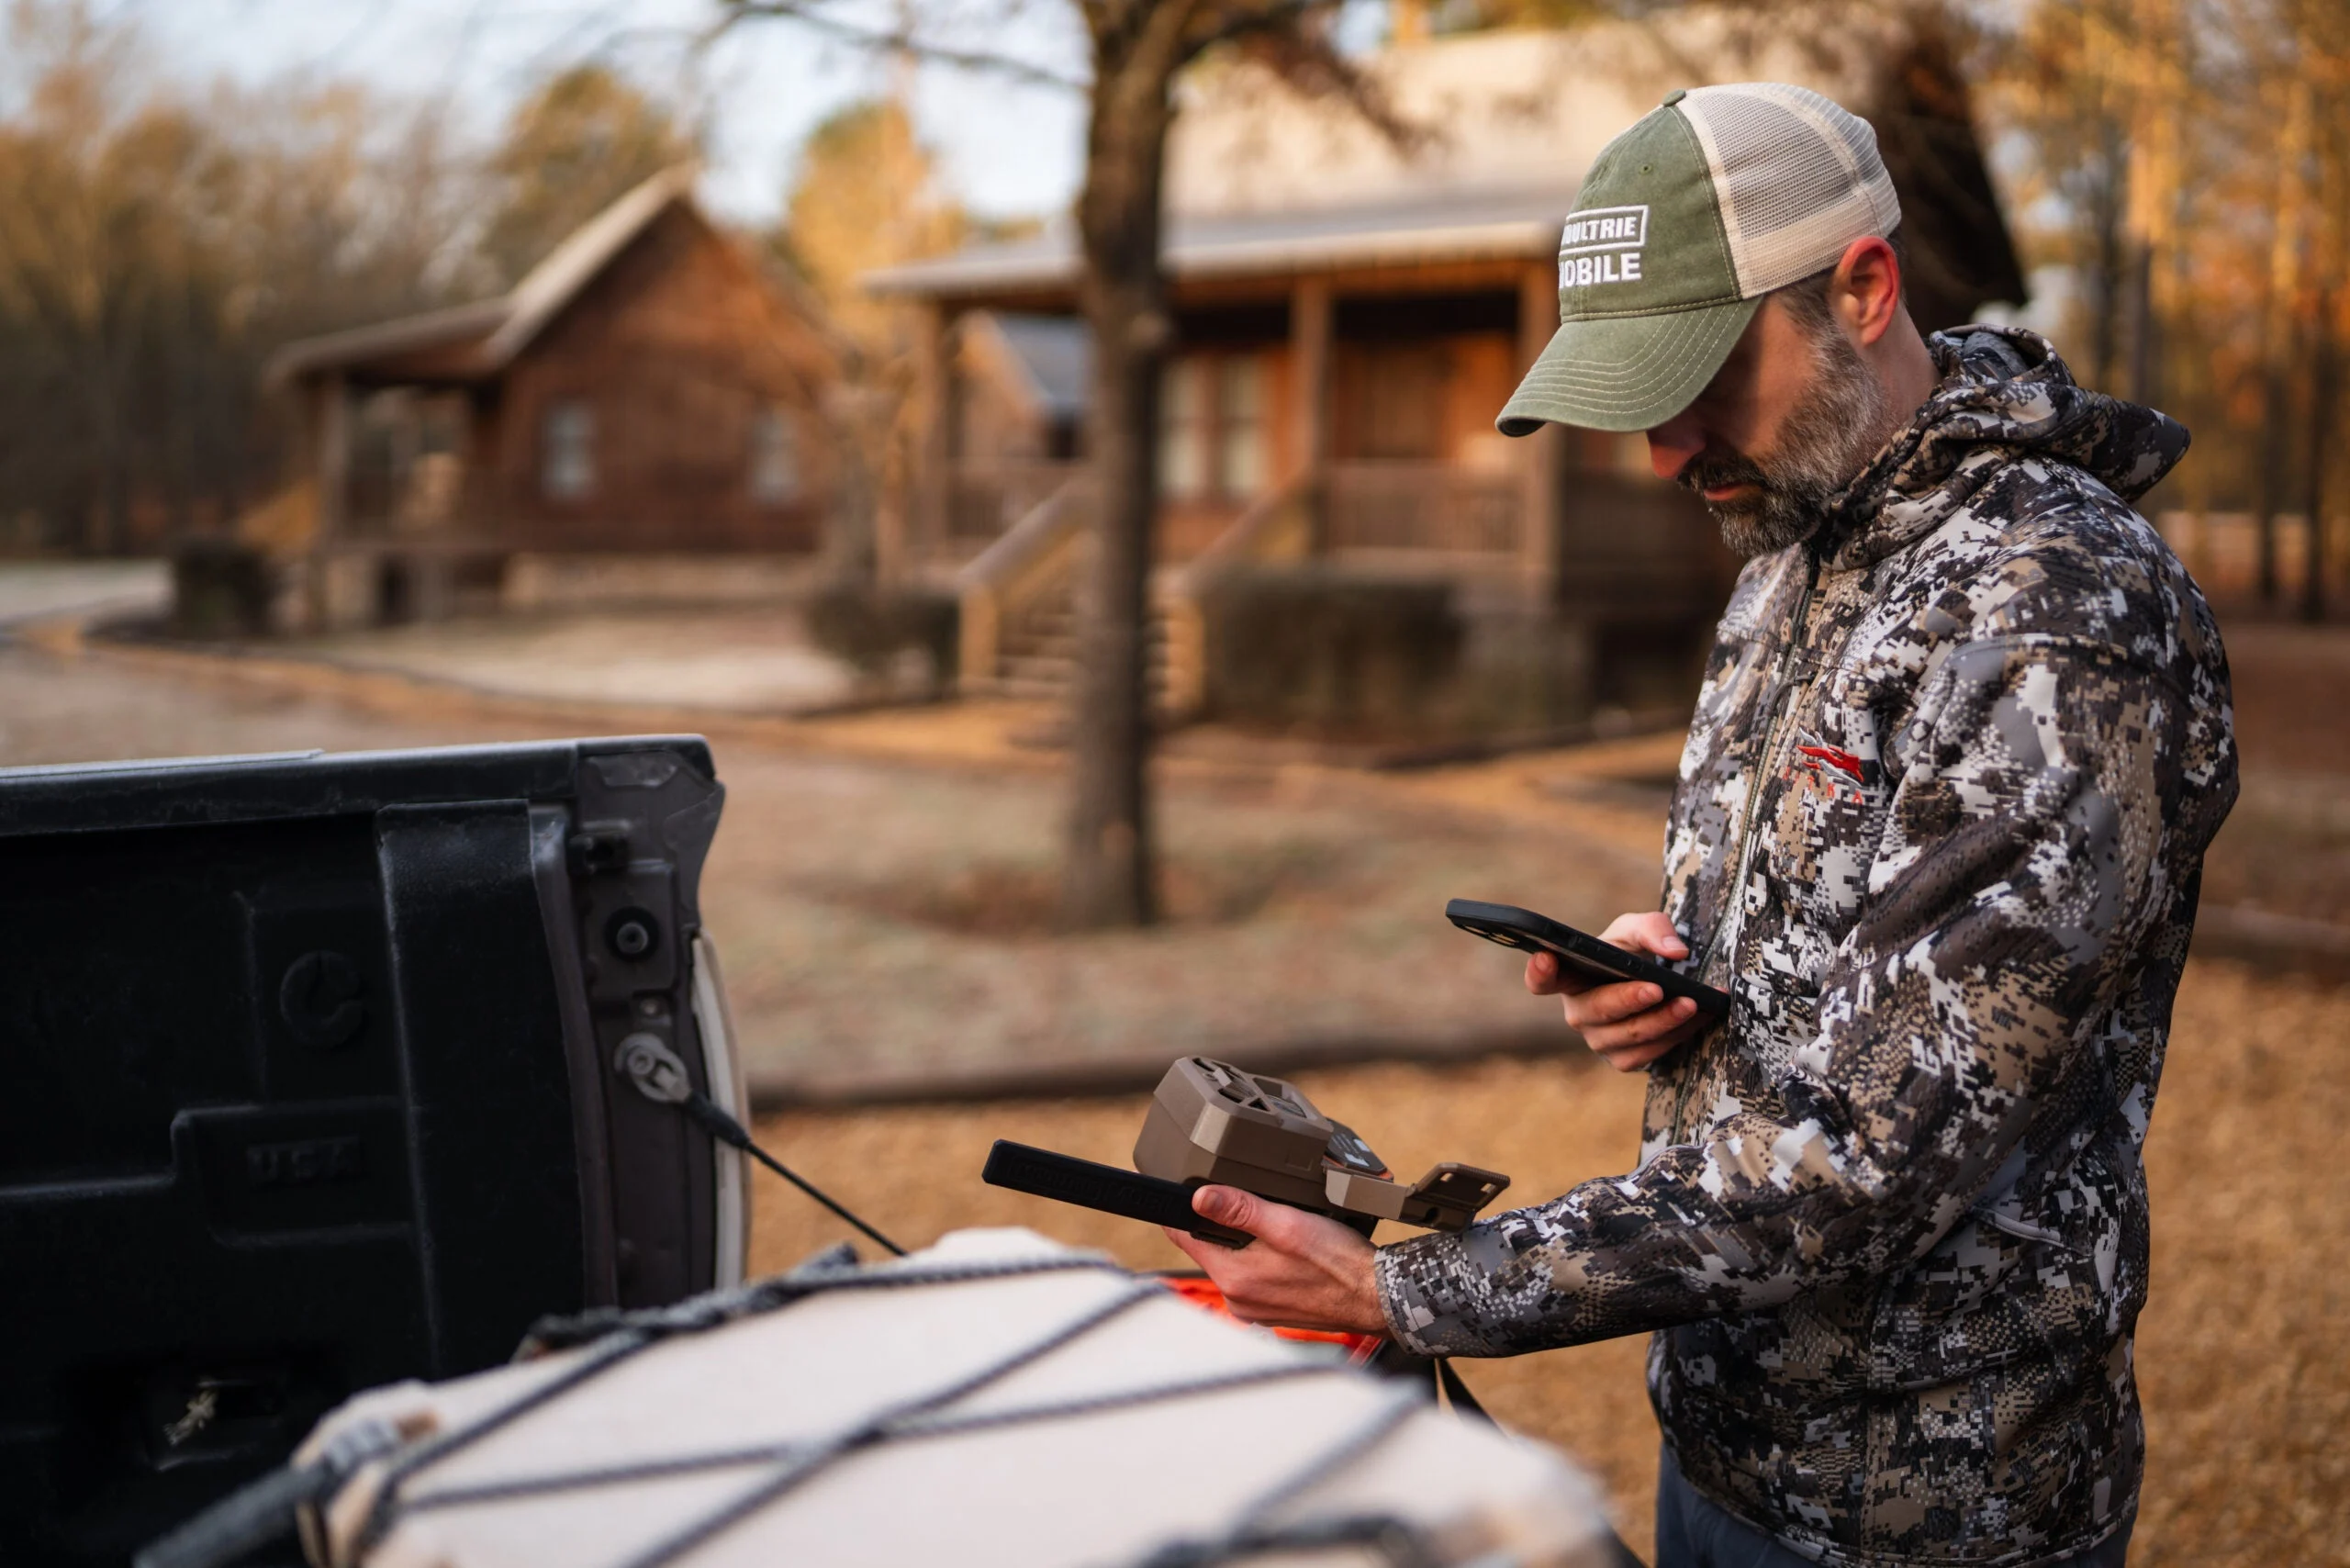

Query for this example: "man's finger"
[1525,950,1559,995]
[1561,980,1669,1028]
[1163,1226,1223,1269]
[1602,911,1692,959]
[1192,1183,1264,1237]
[1596,1028,1688,1069]
[1589,1009,1702,1066]
[1580,995,1700,1047]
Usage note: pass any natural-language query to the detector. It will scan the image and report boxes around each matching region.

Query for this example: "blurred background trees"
[1985,0,2348,618]
[781,96,967,353]
[0,0,2344,594]
[478,64,699,287]
[0,1,486,553]
[776,95,970,584]
[0,3,696,555]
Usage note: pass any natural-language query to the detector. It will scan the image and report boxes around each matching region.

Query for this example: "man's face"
[1644,294,1893,558]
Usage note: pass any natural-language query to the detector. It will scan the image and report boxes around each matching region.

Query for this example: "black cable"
[680,1090,907,1257]
[611,1282,1164,1568]
[396,1348,1344,1516]
[362,1255,1135,1552]
[356,1333,658,1554]
[1363,1340,1494,1425]
[1435,1359,1491,1423]
[137,1417,401,1568]
[216,1246,1532,1568]
[1132,1386,1427,1568]
[133,1462,341,1568]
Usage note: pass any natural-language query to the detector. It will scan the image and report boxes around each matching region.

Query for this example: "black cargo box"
[0,738,749,1565]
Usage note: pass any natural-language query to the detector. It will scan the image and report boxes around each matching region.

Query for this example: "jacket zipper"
[1692,548,1822,991]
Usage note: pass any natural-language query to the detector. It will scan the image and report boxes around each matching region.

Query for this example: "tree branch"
[714,1,1089,92]
[1185,1,1424,152]
[1178,0,1317,62]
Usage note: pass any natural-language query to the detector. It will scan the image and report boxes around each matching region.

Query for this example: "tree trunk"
[2256,350,2292,607]
[88,369,130,556]
[2123,239,2157,409]
[1060,45,1176,929]
[2302,291,2335,624]
[2258,72,2313,607]
[822,382,885,588]
[2087,126,2127,393]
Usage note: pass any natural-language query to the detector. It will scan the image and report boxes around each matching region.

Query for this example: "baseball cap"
[1497,82,1902,436]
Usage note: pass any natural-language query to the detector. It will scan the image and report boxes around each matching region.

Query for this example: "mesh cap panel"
[1678,83,1901,297]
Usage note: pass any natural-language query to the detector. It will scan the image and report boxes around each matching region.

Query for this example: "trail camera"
[985,1057,1511,1246]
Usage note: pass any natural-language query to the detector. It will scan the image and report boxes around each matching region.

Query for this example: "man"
[1166,83,2236,1568]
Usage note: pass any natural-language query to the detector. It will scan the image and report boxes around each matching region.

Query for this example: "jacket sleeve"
[1374,634,2200,1357]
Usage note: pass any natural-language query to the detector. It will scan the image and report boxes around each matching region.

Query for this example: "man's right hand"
[1525,911,1707,1071]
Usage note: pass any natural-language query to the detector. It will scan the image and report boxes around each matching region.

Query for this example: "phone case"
[1444,899,1732,1015]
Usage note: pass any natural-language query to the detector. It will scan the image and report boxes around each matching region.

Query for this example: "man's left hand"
[1162,1185,1388,1335]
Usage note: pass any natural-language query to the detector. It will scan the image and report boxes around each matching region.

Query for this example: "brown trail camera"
[985,1057,1510,1246]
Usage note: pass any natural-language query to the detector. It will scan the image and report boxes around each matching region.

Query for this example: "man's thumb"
[1192,1184,1257,1230]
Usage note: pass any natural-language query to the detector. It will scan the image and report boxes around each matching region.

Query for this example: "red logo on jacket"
[1796,744,1865,781]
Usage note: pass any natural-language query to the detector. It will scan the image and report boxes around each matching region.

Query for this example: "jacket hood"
[1819,325,2190,570]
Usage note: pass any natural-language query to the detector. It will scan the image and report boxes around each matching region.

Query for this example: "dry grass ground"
[2196,622,2350,927]
[7,596,2346,1561]
[752,958,2350,1567]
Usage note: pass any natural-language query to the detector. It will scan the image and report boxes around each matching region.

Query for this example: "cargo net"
[143,1252,1448,1568]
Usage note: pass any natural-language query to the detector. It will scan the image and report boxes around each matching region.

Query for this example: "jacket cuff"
[1373,1228,1504,1358]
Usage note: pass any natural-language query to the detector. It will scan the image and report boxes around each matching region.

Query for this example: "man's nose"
[1647,416,1703,482]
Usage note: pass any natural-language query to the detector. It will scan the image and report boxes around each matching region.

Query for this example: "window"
[1215,354,1268,497]
[540,400,595,499]
[1158,358,1211,500]
[748,405,802,506]
[1160,351,1270,502]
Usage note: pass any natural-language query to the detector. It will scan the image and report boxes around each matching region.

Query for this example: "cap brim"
[1497,296,1762,436]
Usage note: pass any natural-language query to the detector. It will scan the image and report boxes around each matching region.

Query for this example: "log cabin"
[266,169,840,628]
[867,10,2025,728]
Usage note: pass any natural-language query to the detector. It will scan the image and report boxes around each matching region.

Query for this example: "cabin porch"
[895,255,1728,728]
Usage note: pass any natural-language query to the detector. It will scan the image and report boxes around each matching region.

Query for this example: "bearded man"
[1167,84,2237,1568]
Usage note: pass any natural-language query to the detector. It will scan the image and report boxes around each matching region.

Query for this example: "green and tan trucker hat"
[1497,82,1902,436]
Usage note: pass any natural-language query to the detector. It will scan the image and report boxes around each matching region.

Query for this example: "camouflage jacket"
[1376,329,2236,1565]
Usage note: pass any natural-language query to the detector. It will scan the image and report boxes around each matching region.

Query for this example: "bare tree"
[726,0,1387,928]
[772,96,970,587]
[0,1,489,551]
[479,63,699,286]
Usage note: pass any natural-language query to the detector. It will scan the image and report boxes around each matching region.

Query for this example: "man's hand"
[1162,1185,1387,1335]
[1527,911,1707,1071]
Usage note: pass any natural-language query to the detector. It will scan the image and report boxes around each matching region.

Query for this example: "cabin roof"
[866,185,1572,297]
[266,166,700,386]
[865,6,2021,320]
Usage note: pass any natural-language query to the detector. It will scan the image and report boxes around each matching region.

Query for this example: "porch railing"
[1323,462,1522,561]
[955,476,1091,692]
[947,461,1083,546]
[1159,471,1317,717]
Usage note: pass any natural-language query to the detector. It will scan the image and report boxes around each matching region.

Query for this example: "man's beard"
[1680,325,1896,559]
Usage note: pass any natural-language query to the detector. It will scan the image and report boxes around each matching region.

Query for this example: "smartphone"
[1444,899,1732,1015]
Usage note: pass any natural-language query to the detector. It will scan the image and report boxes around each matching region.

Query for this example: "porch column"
[1290,275,1332,484]
[1516,263,1562,599]
[898,298,953,588]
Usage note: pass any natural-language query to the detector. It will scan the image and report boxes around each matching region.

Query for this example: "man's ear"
[1832,236,1903,346]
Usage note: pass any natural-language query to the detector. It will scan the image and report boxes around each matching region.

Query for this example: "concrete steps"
[986,584,1183,711]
